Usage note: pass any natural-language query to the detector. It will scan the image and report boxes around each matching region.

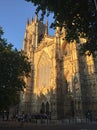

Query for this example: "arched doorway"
[40,102,45,114]
[46,102,49,115]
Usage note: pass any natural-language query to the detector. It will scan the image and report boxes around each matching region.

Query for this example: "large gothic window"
[37,52,52,90]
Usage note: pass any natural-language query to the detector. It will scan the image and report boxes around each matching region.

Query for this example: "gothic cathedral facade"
[19,15,97,119]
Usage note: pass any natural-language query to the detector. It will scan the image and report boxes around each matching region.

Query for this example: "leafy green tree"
[0,27,31,111]
[25,0,97,56]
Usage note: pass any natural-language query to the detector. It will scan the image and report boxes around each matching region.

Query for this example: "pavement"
[0,120,97,130]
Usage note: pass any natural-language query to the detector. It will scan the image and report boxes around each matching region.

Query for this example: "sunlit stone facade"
[20,15,97,119]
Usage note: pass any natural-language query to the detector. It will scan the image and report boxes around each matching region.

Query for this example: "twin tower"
[23,14,49,52]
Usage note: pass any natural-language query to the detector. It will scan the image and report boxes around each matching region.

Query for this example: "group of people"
[0,110,9,121]
[10,112,49,124]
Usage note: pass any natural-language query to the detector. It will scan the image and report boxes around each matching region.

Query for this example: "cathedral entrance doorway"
[40,102,50,115]
[46,102,49,115]
[40,102,45,114]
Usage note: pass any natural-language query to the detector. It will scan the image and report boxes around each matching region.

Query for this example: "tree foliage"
[0,27,31,110]
[25,0,97,56]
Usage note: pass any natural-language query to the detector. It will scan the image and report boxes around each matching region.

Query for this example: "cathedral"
[19,14,97,119]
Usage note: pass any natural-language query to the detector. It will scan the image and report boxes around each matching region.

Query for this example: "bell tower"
[23,14,47,53]
[21,15,48,114]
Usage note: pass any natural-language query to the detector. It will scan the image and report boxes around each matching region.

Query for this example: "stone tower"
[20,15,46,114]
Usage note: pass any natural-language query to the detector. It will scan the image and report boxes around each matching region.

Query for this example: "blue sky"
[0,0,54,50]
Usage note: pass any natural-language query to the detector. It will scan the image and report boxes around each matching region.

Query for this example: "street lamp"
[94,0,97,10]
[73,75,78,118]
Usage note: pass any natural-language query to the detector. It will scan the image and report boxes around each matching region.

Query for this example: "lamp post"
[73,77,76,118]
[72,75,78,118]
[94,0,97,10]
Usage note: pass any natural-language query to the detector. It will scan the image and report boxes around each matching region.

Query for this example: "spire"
[32,17,33,22]
[45,19,48,35]
[26,18,29,29]
[27,18,29,25]
[34,13,38,48]
[30,17,33,24]
[35,13,38,23]
[24,30,27,39]
[56,26,60,37]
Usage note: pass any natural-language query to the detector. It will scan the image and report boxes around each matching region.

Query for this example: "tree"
[25,0,97,56]
[0,27,31,111]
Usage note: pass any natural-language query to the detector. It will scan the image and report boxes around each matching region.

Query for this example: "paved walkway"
[0,120,97,130]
